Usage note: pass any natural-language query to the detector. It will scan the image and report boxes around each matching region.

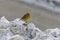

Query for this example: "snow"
[0,16,60,40]
[19,0,60,13]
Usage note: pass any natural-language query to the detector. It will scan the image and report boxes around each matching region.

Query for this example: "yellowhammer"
[21,12,30,23]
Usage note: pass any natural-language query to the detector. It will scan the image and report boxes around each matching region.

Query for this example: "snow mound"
[0,16,60,40]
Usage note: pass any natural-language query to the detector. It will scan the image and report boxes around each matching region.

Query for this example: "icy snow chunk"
[13,18,20,22]
[11,18,25,24]
[10,19,26,35]
[0,16,9,23]
[27,23,36,30]
[7,35,24,40]
[45,28,60,40]
[0,16,10,29]
[10,18,25,27]
[0,29,7,40]
[6,28,14,38]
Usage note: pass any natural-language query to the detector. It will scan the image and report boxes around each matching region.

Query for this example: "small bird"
[21,12,30,23]
[21,12,31,26]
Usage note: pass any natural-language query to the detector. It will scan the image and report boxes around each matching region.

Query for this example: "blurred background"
[0,0,60,30]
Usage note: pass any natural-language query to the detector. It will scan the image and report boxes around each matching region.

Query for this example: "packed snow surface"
[0,16,60,40]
